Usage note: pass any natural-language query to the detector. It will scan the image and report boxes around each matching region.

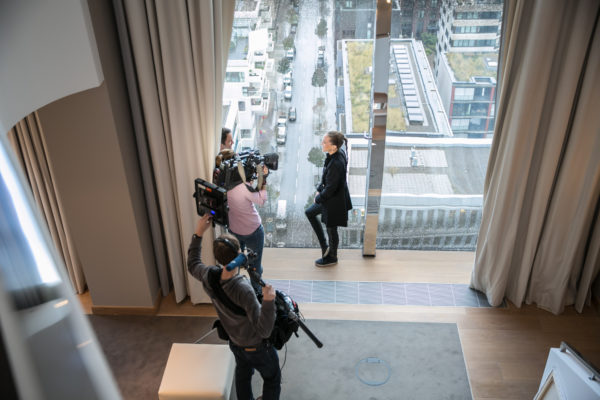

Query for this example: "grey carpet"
[89,316,472,400]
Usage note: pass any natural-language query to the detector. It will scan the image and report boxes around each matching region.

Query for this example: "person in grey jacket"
[188,214,280,400]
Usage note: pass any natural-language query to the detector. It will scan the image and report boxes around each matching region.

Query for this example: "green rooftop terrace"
[347,41,406,133]
[446,52,498,82]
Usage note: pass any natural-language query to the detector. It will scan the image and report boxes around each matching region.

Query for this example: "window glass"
[376,0,501,250]
[225,0,502,251]
[226,71,245,82]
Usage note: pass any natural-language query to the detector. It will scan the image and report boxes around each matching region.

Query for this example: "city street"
[262,0,337,247]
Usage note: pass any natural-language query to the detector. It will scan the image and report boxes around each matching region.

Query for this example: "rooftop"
[235,1,258,12]
[348,138,490,205]
[345,39,450,135]
[446,52,498,82]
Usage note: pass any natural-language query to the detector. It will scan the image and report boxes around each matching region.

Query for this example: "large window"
[453,25,498,34]
[226,71,245,82]
[226,0,503,251]
[455,11,501,20]
[455,87,475,101]
[451,39,495,47]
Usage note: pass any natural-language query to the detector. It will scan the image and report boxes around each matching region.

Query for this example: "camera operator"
[188,214,281,400]
[227,162,269,295]
[221,127,234,151]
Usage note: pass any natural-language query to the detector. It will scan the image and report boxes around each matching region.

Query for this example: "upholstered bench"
[158,343,235,400]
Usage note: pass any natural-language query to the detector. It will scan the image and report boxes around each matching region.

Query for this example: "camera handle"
[290,312,323,348]
[246,268,323,349]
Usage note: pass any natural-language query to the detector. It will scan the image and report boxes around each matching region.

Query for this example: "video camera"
[214,149,279,190]
[193,178,229,226]
[195,149,279,227]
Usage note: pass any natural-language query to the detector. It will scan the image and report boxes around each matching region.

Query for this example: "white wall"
[436,54,454,114]
[0,0,103,134]
[1,0,159,309]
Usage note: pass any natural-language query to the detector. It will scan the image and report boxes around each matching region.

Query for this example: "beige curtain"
[116,0,234,303]
[471,0,600,314]
[7,113,86,293]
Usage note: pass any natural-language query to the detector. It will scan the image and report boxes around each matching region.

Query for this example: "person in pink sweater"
[227,164,269,294]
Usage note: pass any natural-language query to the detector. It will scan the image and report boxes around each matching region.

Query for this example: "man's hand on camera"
[195,214,212,237]
[262,284,276,302]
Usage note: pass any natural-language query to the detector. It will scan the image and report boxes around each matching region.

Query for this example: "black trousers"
[305,203,339,257]
[229,341,281,400]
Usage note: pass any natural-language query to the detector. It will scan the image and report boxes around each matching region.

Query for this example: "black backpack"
[269,290,300,350]
[207,267,299,350]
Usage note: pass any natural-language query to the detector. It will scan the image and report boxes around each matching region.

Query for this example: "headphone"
[214,237,241,271]
[215,237,238,252]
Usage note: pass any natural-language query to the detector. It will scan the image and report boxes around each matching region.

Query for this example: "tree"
[307,146,325,168]
[319,0,330,17]
[277,57,291,74]
[283,35,295,50]
[288,9,298,25]
[420,32,437,57]
[311,67,326,87]
[315,18,327,38]
[313,97,327,132]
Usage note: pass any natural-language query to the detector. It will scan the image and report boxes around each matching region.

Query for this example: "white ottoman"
[158,343,235,400]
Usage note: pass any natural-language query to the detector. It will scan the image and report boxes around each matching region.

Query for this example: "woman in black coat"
[305,131,353,267]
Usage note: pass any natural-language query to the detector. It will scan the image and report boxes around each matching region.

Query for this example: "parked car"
[276,126,287,145]
[283,71,292,87]
[276,199,287,230]
[277,113,287,126]
[284,85,292,101]
[286,48,295,60]
[317,46,325,67]
[288,107,296,122]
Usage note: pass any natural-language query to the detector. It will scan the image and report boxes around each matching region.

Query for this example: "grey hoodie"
[187,235,275,347]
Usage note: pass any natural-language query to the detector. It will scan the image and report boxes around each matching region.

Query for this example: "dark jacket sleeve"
[315,158,344,204]
[187,235,209,285]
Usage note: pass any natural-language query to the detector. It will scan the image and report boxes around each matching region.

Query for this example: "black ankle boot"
[315,254,337,267]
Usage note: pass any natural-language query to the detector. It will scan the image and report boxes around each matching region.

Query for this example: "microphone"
[226,253,247,271]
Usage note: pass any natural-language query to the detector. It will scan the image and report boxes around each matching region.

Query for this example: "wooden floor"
[79,248,600,400]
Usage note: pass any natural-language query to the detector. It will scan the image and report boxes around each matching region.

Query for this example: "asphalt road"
[266,0,337,247]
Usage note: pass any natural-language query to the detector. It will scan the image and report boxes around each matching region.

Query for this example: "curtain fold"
[528,19,600,313]
[471,0,600,314]
[7,113,86,293]
[115,0,234,303]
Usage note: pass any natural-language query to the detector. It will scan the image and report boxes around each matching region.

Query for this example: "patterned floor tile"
[359,282,383,304]
[282,280,494,308]
[405,283,431,306]
[429,283,455,306]
[382,283,407,305]
[452,284,480,307]
[335,281,359,304]
[312,281,335,303]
